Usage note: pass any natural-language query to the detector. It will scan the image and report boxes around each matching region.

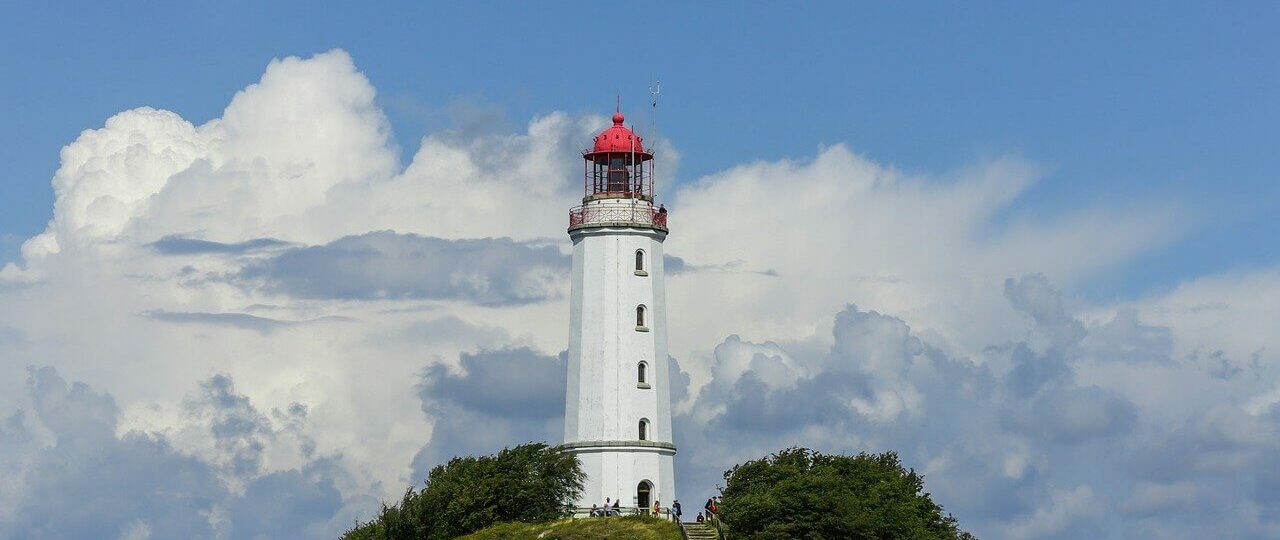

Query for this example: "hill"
[458,515,682,540]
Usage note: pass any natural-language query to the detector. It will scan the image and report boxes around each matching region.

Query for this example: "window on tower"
[634,160,645,193]
[638,362,648,386]
[636,305,647,330]
[635,249,647,276]
[608,156,629,192]
[638,419,649,441]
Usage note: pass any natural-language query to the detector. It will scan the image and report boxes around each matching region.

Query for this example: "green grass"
[458,515,682,540]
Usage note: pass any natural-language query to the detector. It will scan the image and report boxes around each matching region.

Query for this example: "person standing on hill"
[672,500,682,521]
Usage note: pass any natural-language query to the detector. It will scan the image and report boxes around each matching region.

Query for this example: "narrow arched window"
[638,419,649,441]
[636,305,647,328]
[638,362,648,384]
[635,249,645,272]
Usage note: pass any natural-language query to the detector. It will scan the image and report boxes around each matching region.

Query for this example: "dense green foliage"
[457,515,681,540]
[720,448,975,540]
[342,443,585,540]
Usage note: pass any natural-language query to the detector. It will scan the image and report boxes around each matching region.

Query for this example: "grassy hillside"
[458,515,682,540]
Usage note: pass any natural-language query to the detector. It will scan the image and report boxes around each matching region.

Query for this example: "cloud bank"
[0,49,1276,539]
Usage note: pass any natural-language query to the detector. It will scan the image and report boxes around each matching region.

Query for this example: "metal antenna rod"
[649,80,660,198]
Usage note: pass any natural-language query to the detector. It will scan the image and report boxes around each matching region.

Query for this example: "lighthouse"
[563,109,676,513]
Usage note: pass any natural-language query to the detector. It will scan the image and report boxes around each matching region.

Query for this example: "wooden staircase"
[682,521,719,540]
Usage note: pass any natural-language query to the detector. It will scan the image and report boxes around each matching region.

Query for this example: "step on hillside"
[683,522,718,540]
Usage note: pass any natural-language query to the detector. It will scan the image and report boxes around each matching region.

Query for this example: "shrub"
[343,442,584,539]
[720,447,975,540]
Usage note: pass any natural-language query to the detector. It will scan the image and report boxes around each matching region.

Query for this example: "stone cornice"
[560,440,677,454]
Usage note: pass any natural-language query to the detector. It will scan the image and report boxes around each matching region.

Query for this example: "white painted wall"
[574,446,677,508]
[564,198,676,511]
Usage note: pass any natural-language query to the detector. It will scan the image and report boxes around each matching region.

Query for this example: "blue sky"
[1,4,1279,538]
[2,1,1276,302]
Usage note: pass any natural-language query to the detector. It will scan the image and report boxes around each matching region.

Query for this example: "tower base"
[565,441,676,513]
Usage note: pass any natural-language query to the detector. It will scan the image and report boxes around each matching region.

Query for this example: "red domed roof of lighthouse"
[590,111,648,155]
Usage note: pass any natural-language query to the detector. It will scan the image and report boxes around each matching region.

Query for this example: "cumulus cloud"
[236,231,569,305]
[149,235,291,256]
[0,47,1275,540]
[186,374,273,481]
[0,367,363,539]
[1003,486,1104,540]
[662,146,1185,367]
[671,274,1279,538]
[1001,384,1137,443]
[146,311,301,333]
[1081,307,1174,365]
[2,368,222,538]
[1004,273,1086,349]
[226,464,346,540]
[411,348,566,479]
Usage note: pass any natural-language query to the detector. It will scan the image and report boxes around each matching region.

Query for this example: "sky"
[0,2,1277,539]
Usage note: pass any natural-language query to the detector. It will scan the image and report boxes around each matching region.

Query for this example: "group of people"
[694,497,719,523]
[585,495,721,524]
[588,497,675,519]
[588,498,622,517]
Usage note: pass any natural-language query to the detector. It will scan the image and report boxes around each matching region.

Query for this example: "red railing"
[569,203,668,230]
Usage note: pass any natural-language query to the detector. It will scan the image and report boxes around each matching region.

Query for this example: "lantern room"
[583,111,654,201]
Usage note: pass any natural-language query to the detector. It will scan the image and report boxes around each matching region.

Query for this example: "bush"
[343,442,585,540]
[720,447,975,540]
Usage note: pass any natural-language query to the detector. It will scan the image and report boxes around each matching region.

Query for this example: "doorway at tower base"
[566,444,676,515]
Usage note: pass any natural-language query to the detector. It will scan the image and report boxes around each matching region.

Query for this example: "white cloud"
[662,145,1186,384]
[0,48,1276,539]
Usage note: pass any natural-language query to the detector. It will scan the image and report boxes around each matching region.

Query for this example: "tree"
[343,442,585,540]
[719,448,976,540]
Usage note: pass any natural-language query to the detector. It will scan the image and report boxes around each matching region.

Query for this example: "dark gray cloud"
[663,254,776,277]
[273,401,318,459]
[667,356,690,406]
[421,348,566,419]
[229,463,345,540]
[1002,385,1137,444]
[0,367,362,540]
[1003,342,1072,398]
[711,370,870,434]
[237,231,569,305]
[664,254,687,274]
[145,310,353,334]
[1082,307,1174,365]
[149,234,291,255]
[187,374,271,479]
[147,310,293,333]
[411,347,566,480]
[1005,273,1086,348]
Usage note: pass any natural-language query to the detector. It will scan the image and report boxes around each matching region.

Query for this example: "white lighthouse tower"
[563,109,675,513]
